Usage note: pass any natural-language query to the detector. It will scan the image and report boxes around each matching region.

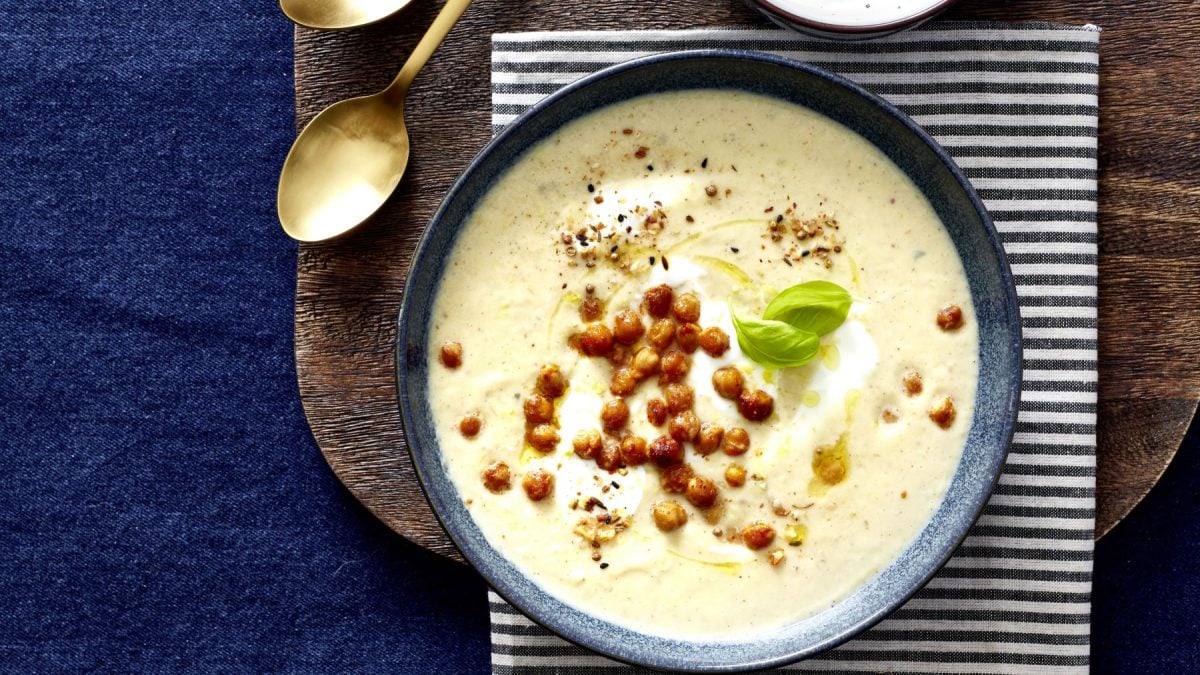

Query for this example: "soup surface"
[427,90,977,639]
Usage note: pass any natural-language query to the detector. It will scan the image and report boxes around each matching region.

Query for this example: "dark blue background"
[0,2,1195,671]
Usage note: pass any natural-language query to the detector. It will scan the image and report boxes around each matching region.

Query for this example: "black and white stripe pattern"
[489,23,1099,673]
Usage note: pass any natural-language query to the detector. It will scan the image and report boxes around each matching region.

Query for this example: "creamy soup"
[427,90,977,640]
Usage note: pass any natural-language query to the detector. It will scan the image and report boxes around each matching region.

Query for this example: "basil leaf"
[762,280,852,336]
[729,308,820,370]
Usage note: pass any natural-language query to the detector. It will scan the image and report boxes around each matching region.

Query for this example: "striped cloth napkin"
[488,23,1099,674]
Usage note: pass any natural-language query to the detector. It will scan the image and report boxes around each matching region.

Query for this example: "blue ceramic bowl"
[396,50,1021,672]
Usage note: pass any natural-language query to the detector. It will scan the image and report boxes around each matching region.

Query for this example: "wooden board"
[293,0,1200,562]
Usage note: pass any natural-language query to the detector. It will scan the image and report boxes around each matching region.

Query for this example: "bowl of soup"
[746,0,960,40]
[396,50,1021,671]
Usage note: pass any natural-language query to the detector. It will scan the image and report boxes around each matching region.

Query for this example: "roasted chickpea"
[579,296,604,323]
[579,324,614,357]
[698,327,730,357]
[646,398,668,426]
[610,368,639,397]
[596,440,622,472]
[648,435,684,467]
[573,429,602,459]
[672,292,701,323]
[676,322,700,353]
[644,284,674,318]
[659,463,694,493]
[619,435,648,466]
[669,411,701,444]
[695,423,724,455]
[902,370,923,396]
[631,347,660,378]
[725,463,747,487]
[712,366,744,400]
[737,388,775,422]
[662,383,694,415]
[607,344,630,368]
[722,427,751,456]
[646,318,676,350]
[741,522,776,550]
[659,349,690,384]
[537,364,567,399]
[929,396,957,429]
[439,342,463,368]
[815,451,847,484]
[522,469,554,501]
[523,395,554,425]
[526,424,560,452]
[937,304,964,331]
[652,500,688,532]
[600,398,630,432]
[612,309,645,345]
[482,461,510,493]
[459,414,482,438]
[685,476,719,509]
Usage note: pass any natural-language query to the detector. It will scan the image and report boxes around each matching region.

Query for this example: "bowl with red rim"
[746,0,960,40]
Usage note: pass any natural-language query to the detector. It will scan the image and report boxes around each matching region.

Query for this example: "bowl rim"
[396,49,1021,672]
[747,0,960,36]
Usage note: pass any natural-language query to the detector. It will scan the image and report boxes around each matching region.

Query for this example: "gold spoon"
[277,0,473,242]
[280,0,414,32]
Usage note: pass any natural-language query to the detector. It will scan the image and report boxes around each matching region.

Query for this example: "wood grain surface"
[293,0,1200,561]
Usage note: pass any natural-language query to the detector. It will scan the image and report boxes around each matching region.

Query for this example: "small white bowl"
[747,0,959,40]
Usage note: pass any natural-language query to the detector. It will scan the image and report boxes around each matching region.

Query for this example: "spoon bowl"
[280,0,416,31]
[278,95,410,241]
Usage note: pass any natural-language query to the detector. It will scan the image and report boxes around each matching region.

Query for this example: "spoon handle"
[385,0,474,103]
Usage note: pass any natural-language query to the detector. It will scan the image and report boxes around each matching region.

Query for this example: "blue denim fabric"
[0,1,1195,672]
[1093,418,1200,671]
[0,1,487,671]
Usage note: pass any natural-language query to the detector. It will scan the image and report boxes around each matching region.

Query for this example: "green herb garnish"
[762,280,853,336]
[730,281,852,369]
[729,312,821,369]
